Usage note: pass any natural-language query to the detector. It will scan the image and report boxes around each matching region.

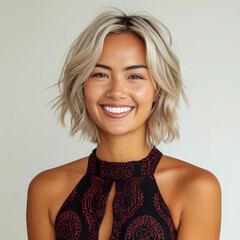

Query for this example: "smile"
[99,105,135,119]
[101,105,133,113]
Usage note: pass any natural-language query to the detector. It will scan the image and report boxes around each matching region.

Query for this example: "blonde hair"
[47,7,188,148]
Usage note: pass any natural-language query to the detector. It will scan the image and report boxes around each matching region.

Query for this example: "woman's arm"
[26,171,56,240]
[177,170,222,240]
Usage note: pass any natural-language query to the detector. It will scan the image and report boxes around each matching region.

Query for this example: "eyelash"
[91,73,143,80]
[129,75,143,80]
[92,73,108,78]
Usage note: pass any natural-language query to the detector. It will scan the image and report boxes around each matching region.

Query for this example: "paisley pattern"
[112,177,145,238]
[55,211,82,240]
[82,175,112,239]
[55,146,177,239]
[60,188,77,210]
[153,192,177,240]
[125,215,164,240]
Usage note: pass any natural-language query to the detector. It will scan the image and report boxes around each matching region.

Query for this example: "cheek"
[132,85,155,105]
[83,81,100,105]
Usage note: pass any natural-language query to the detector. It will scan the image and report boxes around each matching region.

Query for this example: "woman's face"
[83,32,158,138]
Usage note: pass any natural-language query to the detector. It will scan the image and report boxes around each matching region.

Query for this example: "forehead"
[99,33,147,64]
[104,32,144,44]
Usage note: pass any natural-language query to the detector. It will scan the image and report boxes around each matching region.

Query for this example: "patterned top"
[55,146,177,239]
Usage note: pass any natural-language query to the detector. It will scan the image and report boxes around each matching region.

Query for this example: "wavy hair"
[46,7,188,148]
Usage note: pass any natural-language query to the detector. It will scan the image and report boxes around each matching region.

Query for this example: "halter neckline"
[86,145,162,181]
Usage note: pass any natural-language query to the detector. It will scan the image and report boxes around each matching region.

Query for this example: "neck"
[96,125,153,163]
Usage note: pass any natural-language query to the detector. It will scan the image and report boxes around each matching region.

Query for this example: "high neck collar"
[86,146,162,181]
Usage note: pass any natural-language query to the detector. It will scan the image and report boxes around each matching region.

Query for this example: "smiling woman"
[26,7,221,240]
[46,8,187,148]
[83,33,158,137]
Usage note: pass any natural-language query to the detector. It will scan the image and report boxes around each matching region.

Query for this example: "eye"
[129,75,143,80]
[91,73,108,78]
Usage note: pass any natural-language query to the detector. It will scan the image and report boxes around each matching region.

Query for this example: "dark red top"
[55,146,177,239]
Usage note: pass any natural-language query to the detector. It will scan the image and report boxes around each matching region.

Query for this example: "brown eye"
[92,73,108,78]
[129,75,143,80]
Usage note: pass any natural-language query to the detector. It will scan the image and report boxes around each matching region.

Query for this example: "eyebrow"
[95,63,148,71]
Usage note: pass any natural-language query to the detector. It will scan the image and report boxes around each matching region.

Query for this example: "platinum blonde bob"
[48,7,187,148]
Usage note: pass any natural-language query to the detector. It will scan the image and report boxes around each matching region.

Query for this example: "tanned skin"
[27,33,221,240]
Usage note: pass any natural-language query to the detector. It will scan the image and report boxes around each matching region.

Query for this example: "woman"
[26,7,221,240]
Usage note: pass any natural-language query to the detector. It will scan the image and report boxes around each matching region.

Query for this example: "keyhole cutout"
[98,181,116,240]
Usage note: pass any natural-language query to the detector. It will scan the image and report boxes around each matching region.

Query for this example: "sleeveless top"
[55,146,177,240]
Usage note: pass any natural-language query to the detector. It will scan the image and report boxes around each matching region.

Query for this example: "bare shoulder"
[157,154,222,239]
[28,157,88,198]
[159,154,221,191]
[27,156,89,227]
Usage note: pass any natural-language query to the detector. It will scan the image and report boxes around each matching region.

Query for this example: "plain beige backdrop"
[1,0,239,239]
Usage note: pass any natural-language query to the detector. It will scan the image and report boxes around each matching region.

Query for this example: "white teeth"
[102,106,132,114]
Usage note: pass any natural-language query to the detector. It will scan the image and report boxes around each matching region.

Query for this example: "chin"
[100,126,134,137]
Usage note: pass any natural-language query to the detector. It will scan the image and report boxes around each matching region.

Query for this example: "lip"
[99,104,135,119]
[100,104,134,108]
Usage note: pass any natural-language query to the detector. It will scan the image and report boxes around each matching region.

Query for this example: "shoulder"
[172,156,221,198]
[28,157,88,196]
[158,155,222,239]
[27,157,89,222]
[174,157,222,220]
[159,154,221,193]
[26,157,89,237]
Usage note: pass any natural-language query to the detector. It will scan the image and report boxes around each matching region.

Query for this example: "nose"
[105,76,128,100]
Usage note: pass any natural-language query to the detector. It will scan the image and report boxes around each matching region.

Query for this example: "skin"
[26,33,222,240]
[83,33,158,162]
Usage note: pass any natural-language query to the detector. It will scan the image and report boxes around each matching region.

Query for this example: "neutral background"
[1,0,239,239]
